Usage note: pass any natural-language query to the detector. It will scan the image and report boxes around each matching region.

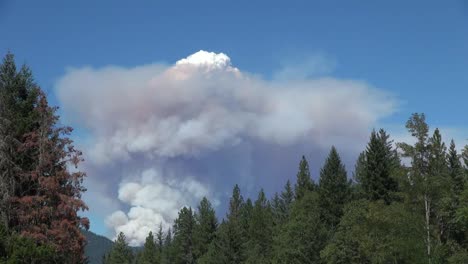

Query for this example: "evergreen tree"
[173,207,195,264]
[448,140,465,195]
[273,191,327,264]
[140,231,158,264]
[294,156,314,200]
[351,151,366,199]
[321,200,426,264]
[155,223,164,263]
[199,185,246,264]
[280,180,294,211]
[193,197,218,261]
[360,129,399,203]
[11,92,89,262]
[161,228,174,264]
[106,232,133,264]
[245,189,274,264]
[318,146,349,229]
[0,53,39,230]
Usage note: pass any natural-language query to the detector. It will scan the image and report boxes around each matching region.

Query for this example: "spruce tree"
[200,185,246,264]
[318,146,349,229]
[448,140,465,195]
[360,129,399,203]
[140,231,158,264]
[0,52,39,230]
[245,189,274,264]
[106,232,133,264]
[173,207,195,264]
[155,223,164,263]
[161,228,174,264]
[273,191,327,264]
[193,197,218,261]
[294,156,314,200]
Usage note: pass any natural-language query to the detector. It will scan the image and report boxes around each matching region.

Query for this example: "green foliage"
[273,191,327,264]
[0,224,56,264]
[193,197,218,260]
[105,232,134,264]
[173,207,195,264]
[360,129,399,203]
[318,146,350,229]
[139,231,158,264]
[294,156,314,200]
[245,189,274,264]
[321,200,426,264]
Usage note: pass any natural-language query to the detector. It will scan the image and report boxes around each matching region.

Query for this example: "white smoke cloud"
[105,168,216,246]
[55,50,398,245]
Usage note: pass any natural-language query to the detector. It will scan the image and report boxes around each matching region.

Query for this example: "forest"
[0,52,467,264]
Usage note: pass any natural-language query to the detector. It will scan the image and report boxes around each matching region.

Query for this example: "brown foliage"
[11,91,89,263]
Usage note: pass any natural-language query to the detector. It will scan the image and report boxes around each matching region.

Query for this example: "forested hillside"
[104,122,468,263]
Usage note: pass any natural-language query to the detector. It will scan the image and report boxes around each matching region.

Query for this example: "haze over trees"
[1,52,467,264]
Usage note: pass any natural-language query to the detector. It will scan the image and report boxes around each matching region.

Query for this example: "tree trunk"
[424,194,431,264]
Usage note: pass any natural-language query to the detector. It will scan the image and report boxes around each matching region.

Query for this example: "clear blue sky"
[1,0,468,236]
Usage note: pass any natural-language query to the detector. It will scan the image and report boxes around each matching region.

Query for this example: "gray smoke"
[55,50,397,245]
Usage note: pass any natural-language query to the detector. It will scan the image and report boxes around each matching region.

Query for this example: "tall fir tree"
[140,231,158,264]
[318,146,349,229]
[105,232,133,264]
[193,197,218,261]
[155,223,164,263]
[11,92,89,262]
[273,191,327,264]
[173,207,195,264]
[448,140,465,195]
[245,189,274,264]
[360,129,399,203]
[199,185,246,264]
[161,228,174,264]
[0,52,39,230]
[294,156,314,200]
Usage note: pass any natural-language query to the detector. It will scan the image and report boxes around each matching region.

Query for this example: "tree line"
[0,53,89,263]
[105,121,468,263]
[0,52,467,263]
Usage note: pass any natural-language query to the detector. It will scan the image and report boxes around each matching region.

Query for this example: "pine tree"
[0,52,39,230]
[437,139,467,252]
[448,140,465,195]
[106,232,133,264]
[155,223,164,263]
[360,129,399,203]
[280,180,294,211]
[11,92,89,262]
[140,231,158,264]
[173,207,195,264]
[295,156,314,200]
[350,151,366,199]
[193,197,218,261]
[161,228,174,264]
[318,146,349,229]
[199,185,246,264]
[245,189,274,264]
[273,191,327,264]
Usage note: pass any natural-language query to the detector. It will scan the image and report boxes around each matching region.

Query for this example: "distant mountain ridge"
[83,230,114,264]
[83,230,143,264]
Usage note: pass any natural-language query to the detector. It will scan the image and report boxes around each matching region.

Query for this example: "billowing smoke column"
[55,50,396,246]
